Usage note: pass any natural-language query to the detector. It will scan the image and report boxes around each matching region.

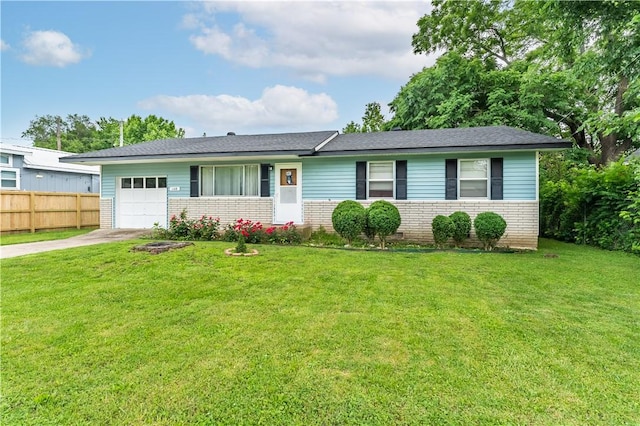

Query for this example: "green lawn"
[0,228,95,246]
[1,239,639,425]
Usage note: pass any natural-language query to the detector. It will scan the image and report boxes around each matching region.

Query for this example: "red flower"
[241,230,249,238]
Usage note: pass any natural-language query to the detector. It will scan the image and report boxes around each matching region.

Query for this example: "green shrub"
[474,212,507,251]
[363,216,376,243]
[308,225,345,246]
[540,154,640,254]
[367,200,401,249]
[165,209,221,241]
[265,222,303,245]
[432,215,454,248]
[449,211,471,247]
[235,234,247,253]
[332,200,367,244]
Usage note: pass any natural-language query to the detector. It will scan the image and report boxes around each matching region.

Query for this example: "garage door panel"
[117,177,167,229]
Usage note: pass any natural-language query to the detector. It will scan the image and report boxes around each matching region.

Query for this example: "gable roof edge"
[313,131,339,152]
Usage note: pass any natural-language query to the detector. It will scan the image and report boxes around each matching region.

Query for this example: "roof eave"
[60,149,316,165]
[312,142,573,156]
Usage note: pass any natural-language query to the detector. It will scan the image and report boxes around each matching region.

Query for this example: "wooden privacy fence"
[0,191,100,233]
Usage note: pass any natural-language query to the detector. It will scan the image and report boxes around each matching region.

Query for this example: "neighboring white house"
[0,143,100,193]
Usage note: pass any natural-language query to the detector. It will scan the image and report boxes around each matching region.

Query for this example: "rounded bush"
[432,215,454,248]
[367,200,401,249]
[331,200,367,244]
[474,212,507,250]
[449,211,472,247]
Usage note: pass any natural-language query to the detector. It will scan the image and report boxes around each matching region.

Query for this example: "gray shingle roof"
[61,126,570,164]
[316,126,570,155]
[61,131,338,163]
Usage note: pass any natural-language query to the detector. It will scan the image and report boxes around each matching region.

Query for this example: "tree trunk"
[597,76,632,164]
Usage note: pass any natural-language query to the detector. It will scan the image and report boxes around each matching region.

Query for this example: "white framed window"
[1,168,19,189]
[0,153,12,166]
[459,159,489,199]
[368,161,394,198]
[200,165,259,197]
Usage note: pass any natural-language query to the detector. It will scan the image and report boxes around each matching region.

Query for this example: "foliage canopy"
[22,114,185,153]
[390,0,640,164]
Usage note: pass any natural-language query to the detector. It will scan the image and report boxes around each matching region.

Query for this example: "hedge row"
[432,211,507,250]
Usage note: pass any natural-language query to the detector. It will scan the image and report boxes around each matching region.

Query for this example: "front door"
[274,163,302,224]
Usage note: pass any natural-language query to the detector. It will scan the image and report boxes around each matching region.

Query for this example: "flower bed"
[153,210,302,246]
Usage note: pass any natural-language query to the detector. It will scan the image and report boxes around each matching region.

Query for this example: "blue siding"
[302,158,356,200]
[102,163,190,198]
[10,153,99,193]
[302,152,537,201]
[21,168,97,193]
[102,160,276,198]
[503,152,536,200]
[407,156,446,200]
[102,152,538,201]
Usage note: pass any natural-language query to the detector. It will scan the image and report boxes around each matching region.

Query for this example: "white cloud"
[186,1,435,81]
[20,30,89,67]
[138,85,338,134]
[0,39,10,51]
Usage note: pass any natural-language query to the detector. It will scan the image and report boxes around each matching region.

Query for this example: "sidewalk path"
[0,229,149,259]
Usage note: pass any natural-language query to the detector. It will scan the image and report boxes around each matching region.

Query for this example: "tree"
[342,102,386,133]
[97,115,185,148]
[22,114,100,153]
[387,52,568,134]
[342,121,361,134]
[406,0,640,164]
[23,114,186,153]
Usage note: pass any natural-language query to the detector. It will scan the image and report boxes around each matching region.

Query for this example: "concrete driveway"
[0,229,149,259]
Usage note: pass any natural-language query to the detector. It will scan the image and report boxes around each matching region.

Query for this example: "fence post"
[30,191,36,233]
[76,193,81,229]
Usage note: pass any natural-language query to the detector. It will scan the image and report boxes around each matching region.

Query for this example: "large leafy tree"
[401,0,639,164]
[387,52,585,136]
[23,114,185,153]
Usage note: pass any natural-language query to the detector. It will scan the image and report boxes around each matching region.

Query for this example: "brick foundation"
[169,197,273,226]
[163,198,539,249]
[304,200,539,249]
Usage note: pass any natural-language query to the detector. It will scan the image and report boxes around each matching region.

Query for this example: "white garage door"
[117,177,167,228]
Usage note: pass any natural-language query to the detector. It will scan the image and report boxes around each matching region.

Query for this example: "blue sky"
[1,1,435,146]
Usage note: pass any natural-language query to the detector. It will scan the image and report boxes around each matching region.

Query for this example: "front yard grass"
[0,228,95,246]
[1,239,639,424]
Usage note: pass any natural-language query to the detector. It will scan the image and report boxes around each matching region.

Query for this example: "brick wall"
[140,197,538,249]
[304,200,539,249]
[100,198,112,229]
[169,197,274,226]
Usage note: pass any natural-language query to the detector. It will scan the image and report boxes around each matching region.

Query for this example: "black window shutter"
[190,166,199,197]
[491,158,503,200]
[445,159,457,200]
[396,160,407,200]
[260,164,270,197]
[356,161,367,200]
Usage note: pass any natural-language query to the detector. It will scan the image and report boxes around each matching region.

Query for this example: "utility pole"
[119,119,124,147]
[56,117,62,150]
